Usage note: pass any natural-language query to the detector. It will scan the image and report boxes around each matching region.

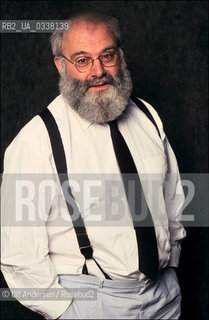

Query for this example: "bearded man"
[1,12,186,320]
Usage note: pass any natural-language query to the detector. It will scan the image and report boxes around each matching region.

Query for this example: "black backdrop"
[0,1,208,319]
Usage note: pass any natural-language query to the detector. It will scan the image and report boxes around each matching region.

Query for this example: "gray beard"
[59,51,133,124]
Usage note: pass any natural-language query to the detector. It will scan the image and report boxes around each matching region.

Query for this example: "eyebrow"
[70,46,117,59]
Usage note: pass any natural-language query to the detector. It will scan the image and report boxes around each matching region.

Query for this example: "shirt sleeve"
[1,117,71,319]
[163,136,187,267]
[141,99,186,268]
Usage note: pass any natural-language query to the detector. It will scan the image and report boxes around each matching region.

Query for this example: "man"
[1,12,186,319]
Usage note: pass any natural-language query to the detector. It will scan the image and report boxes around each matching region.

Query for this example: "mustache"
[76,74,120,94]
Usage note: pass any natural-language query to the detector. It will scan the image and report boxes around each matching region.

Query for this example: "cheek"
[107,65,119,78]
[66,65,88,81]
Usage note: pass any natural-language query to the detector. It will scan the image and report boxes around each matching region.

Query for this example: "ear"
[54,56,62,75]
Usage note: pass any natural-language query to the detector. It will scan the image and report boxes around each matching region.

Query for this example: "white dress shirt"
[1,95,186,319]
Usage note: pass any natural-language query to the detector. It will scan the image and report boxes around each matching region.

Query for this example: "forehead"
[61,20,116,55]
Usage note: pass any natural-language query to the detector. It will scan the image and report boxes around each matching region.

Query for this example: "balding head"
[50,12,121,57]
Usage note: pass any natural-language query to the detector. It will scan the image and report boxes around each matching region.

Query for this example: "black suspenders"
[39,97,161,280]
[39,108,111,280]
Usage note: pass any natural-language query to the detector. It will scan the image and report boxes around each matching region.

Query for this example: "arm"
[141,99,186,267]
[1,117,71,319]
[163,137,186,267]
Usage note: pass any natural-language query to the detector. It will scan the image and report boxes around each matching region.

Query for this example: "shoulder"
[3,95,67,173]
[130,97,166,140]
[7,95,65,146]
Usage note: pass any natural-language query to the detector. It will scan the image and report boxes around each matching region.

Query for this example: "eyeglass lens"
[75,51,118,72]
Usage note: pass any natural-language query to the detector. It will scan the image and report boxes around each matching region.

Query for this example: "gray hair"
[50,12,121,56]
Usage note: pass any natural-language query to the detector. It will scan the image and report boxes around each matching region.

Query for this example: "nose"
[90,58,105,78]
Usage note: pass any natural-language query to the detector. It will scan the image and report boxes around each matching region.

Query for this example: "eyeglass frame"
[60,48,119,73]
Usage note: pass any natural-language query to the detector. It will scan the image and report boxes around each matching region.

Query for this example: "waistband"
[58,273,155,290]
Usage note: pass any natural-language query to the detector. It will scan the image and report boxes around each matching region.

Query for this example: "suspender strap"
[131,96,161,139]
[39,108,111,279]
[39,109,93,261]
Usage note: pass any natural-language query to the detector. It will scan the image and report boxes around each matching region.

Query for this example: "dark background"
[0,1,208,319]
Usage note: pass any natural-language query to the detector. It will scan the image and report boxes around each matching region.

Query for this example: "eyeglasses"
[60,49,118,73]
